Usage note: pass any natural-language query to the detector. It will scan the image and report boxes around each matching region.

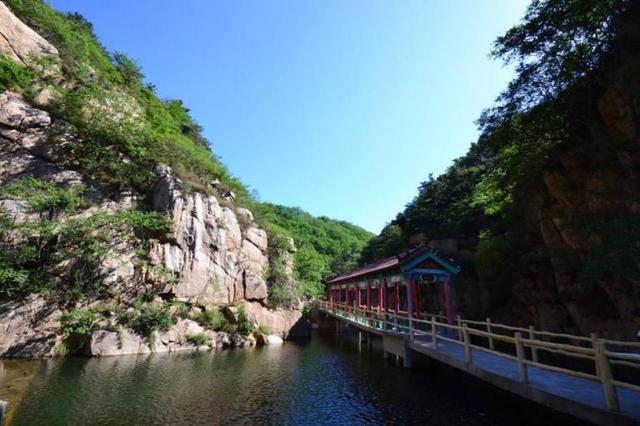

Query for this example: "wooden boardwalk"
[317,302,640,426]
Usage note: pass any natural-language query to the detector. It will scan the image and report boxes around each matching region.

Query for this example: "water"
[1,331,583,425]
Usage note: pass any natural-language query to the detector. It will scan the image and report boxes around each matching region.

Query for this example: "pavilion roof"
[326,245,459,285]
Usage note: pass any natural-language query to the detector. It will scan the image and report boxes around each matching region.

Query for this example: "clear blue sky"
[51,0,529,233]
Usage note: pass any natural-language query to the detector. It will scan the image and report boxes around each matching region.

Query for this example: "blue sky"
[51,0,529,233]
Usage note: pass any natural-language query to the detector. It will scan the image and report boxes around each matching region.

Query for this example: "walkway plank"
[318,307,640,426]
[412,338,640,420]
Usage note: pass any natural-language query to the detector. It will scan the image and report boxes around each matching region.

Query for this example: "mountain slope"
[361,0,639,339]
[0,0,369,357]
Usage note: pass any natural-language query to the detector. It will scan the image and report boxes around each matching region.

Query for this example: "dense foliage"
[254,204,372,301]
[0,178,172,301]
[360,0,637,315]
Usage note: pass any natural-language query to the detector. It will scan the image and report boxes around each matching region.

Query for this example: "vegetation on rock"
[255,203,372,302]
[0,0,371,311]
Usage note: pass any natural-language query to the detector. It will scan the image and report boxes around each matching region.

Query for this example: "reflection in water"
[4,332,580,425]
[0,359,41,425]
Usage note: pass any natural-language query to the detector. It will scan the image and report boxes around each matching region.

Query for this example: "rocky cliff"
[0,2,304,357]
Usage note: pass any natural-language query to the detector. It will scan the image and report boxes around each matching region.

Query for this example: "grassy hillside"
[3,0,248,200]
[254,204,372,301]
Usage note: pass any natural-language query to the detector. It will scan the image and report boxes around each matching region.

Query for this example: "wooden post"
[515,332,528,383]
[431,316,437,349]
[591,332,600,377]
[487,318,494,350]
[529,326,538,363]
[463,323,471,364]
[457,315,462,341]
[595,341,619,411]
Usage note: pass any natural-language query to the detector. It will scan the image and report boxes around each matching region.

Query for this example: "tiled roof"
[326,244,454,284]
[326,256,399,284]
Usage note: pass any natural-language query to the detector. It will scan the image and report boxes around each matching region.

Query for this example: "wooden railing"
[317,301,640,412]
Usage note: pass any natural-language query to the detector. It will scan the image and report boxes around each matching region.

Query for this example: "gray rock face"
[0,93,82,185]
[0,1,58,65]
[0,296,62,357]
[87,319,221,356]
[245,301,303,338]
[149,166,270,304]
[88,329,151,356]
[0,1,304,356]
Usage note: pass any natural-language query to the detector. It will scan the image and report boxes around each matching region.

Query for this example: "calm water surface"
[2,331,581,425]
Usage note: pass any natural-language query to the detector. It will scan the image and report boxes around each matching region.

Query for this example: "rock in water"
[0,400,7,424]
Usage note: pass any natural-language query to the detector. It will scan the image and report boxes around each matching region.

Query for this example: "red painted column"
[444,276,454,326]
[378,282,384,314]
[394,283,400,314]
[406,277,415,319]
[415,283,421,319]
[366,284,371,311]
[345,286,349,310]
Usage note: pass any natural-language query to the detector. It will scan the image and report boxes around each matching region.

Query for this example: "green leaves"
[0,54,34,91]
[60,309,98,338]
[118,303,173,342]
[253,203,373,304]
[0,175,173,303]
[0,178,88,214]
[490,0,627,113]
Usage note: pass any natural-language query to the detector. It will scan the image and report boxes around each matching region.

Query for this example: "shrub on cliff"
[186,333,210,346]
[118,303,173,343]
[236,305,255,335]
[0,53,34,91]
[0,181,172,302]
[254,203,372,302]
[194,308,228,331]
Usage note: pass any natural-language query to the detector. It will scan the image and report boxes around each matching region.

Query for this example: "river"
[1,330,585,425]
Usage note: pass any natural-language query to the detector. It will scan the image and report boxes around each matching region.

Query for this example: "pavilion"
[326,246,460,325]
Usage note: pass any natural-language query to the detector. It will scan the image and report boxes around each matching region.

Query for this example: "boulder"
[245,302,303,339]
[255,333,283,345]
[149,167,275,305]
[236,207,254,223]
[0,296,61,357]
[0,94,51,128]
[0,94,83,185]
[265,335,284,345]
[217,332,232,347]
[243,226,268,252]
[164,319,204,344]
[0,1,59,65]
[223,305,239,323]
[231,333,245,347]
[0,400,7,425]
[88,329,150,356]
